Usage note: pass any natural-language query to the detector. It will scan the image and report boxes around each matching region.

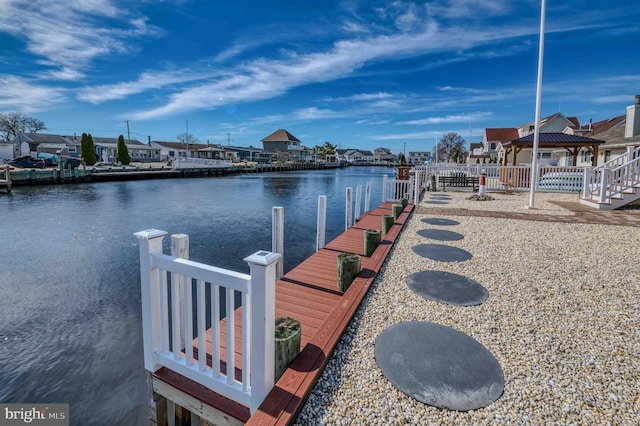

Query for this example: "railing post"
[599,168,609,204]
[345,187,353,230]
[271,207,284,279]
[134,229,168,372]
[316,195,327,252]
[364,182,371,213]
[414,172,420,201]
[582,167,591,199]
[244,250,281,413]
[382,175,388,202]
[171,234,189,352]
[354,185,362,221]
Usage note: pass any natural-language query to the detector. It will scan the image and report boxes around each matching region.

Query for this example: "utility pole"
[228,133,231,146]
[126,120,131,141]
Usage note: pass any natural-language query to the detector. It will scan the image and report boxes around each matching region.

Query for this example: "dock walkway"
[152,200,415,425]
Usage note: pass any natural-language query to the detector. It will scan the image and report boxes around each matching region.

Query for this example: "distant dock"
[1,161,347,187]
[0,166,10,192]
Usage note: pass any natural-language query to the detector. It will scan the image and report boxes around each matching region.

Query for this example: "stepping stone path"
[406,270,488,306]
[425,200,449,204]
[421,218,459,226]
[412,243,472,262]
[375,321,504,411]
[417,228,464,241]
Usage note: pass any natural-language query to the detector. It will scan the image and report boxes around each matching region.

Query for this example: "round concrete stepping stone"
[425,200,449,205]
[417,228,464,242]
[406,270,488,306]
[412,244,472,262]
[375,321,504,411]
[421,218,459,226]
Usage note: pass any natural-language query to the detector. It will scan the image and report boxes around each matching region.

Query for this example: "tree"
[436,132,467,163]
[314,141,337,159]
[80,133,97,165]
[397,152,407,165]
[176,132,200,145]
[116,135,131,165]
[0,112,46,141]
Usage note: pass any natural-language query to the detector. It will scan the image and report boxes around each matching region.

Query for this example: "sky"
[1,0,639,155]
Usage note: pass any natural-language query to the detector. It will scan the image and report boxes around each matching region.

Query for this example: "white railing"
[422,164,588,193]
[584,149,640,203]
[134,230,280,413]
[172,158,233,169]
[382,175,414,202]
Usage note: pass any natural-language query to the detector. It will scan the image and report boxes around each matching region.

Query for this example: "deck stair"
[580,147,640,209]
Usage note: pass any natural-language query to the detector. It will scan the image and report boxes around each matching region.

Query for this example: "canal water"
[0,166,392,425]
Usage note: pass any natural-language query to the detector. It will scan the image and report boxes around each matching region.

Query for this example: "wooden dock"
[151,201,414,425]
[1,166,11,192]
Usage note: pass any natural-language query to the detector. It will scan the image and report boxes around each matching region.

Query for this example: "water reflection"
[0,166,392,425]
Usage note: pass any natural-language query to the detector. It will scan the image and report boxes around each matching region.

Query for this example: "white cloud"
[0,0,161,81]
[0,75,66,112]
[397,112,492,125]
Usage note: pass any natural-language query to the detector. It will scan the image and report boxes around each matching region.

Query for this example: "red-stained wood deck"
[153,200,414,425]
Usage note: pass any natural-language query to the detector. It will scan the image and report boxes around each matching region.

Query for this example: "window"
[169,151,175,157]
[490,142,497,150]
[580,151,592,163]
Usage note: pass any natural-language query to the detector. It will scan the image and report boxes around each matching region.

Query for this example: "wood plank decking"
[154,200,415,425]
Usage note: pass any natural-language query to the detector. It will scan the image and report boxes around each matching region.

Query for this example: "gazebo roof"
[502,132,605,148]
[500,133,605,166]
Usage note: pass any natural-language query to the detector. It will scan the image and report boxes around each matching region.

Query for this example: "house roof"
[20,133,72,144]
[261,129,300,143]
[581,115,626,137]
[485,128,519,141]
[91,136,145,146]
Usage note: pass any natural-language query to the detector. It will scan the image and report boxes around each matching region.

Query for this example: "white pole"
[364,182,371,213]
[528,0,546,209]
[272,206,284,279]
[345,187,353,230]
[354,184,362,221]
[316,195,327,251]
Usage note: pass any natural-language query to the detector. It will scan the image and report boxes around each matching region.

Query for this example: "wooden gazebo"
[501,133,605,166]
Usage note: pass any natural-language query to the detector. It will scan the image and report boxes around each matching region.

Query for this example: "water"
[0,166,392,425]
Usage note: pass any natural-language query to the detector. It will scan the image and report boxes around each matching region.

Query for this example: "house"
[12,133,81,159]
[152,141,239,162]
[90,136,160,163]
[407,151,432,165]
[338,149,373,163]
[260,129,303,161]
[482,128,519,161]
[555,95,640,166]
[374,147,396,163]
[516,112,580,136]
[467,143,491,164]
[224,145,272,163]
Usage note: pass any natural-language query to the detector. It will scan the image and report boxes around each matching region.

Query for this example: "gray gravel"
[295,192,640,425]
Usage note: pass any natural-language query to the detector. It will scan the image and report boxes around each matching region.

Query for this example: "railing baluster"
[226,287,235,385]
[242,291,250,392]
[184,276,193,366]
[212,283,220,377]
[197,280,206,372]
[171,272,181,360]
[160,270,169,354]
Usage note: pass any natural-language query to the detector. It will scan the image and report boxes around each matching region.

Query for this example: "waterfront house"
[338,148,374,163]
[261,129,303,161]
[374,147,396,163]
[407,151,432,165]
[90,137,160,163]
[12,133,81,159]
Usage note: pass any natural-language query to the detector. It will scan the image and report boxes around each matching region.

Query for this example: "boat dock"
[0,166,11,192]
[145,199,415,425]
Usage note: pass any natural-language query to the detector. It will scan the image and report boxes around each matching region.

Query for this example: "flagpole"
[528,0,546,209]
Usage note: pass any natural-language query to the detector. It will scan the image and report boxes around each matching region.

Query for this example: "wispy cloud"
[0,0,161,81]
[0,75,66,112]
[397,112,492,125]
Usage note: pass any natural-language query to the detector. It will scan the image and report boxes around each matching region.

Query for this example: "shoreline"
[295,191,640,425]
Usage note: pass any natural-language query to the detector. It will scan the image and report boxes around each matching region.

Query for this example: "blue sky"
[1,0,639,154]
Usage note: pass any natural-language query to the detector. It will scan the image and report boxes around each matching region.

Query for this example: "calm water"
[0,166,391,425]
